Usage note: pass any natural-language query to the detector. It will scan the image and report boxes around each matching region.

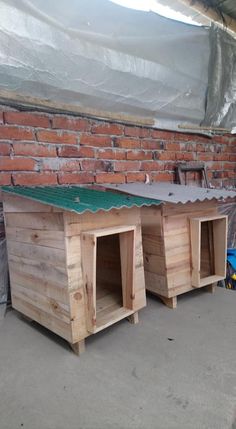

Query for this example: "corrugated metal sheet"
[1,186,161,214]
[104,183,236,204]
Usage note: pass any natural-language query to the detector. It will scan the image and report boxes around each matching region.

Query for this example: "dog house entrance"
[81,225,136,333]
[190,215,227,287]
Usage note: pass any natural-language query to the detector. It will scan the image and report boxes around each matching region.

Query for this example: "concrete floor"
[0,287,236,429]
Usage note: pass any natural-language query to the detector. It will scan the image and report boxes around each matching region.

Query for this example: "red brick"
[223,162,236,170]
[213,135,228,144]
[124,126,149,138]
[96,173,125,184]
[159,152,176,161]
[141,161,163,171]
[52,116,90,132]
[80,134,111,147]
[0,143,11,156]
[0,173,11,185]
[165,142,180,151]
[12,173,57,185]
[13,143,56,157]
[60,159,83,172]
[152,172,174,182]
[4,112,50,128]
[126,172,146,183]
[80,160,105,171]
[58,146,95,158]
[58,172,94,184]
[37,130,77,145]
[141,140,163,150]
[210,162,222,170]
[151,130,175,140]
[229,154,236,162]
[0,126,35,141]
[164,162,175,171]
[91,123,124,135]
[0,157,36,171]
[114,161,140,172]
[114,137,140,149]
[198,153,213,162]
[126,150,152,161]
[214,153,229,161]
[175,152,196,161]
[97,149,125,160]
[196,144,205,152]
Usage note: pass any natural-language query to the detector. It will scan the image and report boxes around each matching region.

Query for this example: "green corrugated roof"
[1,186,161,214]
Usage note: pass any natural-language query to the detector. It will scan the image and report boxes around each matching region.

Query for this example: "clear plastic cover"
[0,0,210,130]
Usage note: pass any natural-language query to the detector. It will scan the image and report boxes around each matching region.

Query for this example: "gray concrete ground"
[0,287,236,429]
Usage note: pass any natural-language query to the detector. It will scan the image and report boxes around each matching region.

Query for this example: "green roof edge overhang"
[1,186,162,214]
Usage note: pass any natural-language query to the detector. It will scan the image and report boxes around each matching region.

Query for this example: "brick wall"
[0,107,235,188]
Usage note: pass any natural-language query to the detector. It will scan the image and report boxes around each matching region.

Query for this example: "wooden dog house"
[105,183,235,309]
[2,186,159,354]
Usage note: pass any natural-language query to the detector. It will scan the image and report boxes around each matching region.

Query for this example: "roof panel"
[104,183,236,204]
[1,186,161,213]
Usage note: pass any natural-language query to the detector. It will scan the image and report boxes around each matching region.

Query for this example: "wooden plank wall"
[3,194,74,342]
[142,202,219,298]
[64,207,146,341]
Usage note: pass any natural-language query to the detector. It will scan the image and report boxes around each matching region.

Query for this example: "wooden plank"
[162,201,217,217]
[12,295,73,342]
[199,275,224,287]
[119,229,135,310]
[167,268,191,290]
[143,253,166,276]
[3,194,62,213]
[64,207,140,236]
[11,284,71,324]
[128,312,139,324]
[81,232,97,333]
[164,232,189,250]
[86,225,136,237]
[5,227,65,249]
[145,271,168,295]
[10,269,69,304]
[5,212,64,231]
[190,218,201,287]
[94,307,134,333]
[156,294,177,309]
[70,340,85,355]
[142,234,164,256]
[7,240,65,266]
[213,217,227,278]
[8,254,68,289]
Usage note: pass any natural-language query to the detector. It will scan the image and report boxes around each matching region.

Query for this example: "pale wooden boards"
[3,194,146,353]
[141,201,227,308]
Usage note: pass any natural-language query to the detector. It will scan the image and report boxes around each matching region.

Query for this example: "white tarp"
[0,0,210,130]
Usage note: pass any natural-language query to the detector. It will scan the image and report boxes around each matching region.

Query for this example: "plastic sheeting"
[203,25,236,132]
[0,0,210,130]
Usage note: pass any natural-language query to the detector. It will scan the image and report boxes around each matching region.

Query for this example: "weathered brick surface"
[4,112,51,128]
[0,108,234,188]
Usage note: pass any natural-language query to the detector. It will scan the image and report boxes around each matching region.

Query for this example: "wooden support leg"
[158,295,177,309]
[128,312,139,324]
[70,339,85,356]
[206,283,217,294]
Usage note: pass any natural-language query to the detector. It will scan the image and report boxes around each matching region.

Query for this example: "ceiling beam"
[178,0,236,35]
